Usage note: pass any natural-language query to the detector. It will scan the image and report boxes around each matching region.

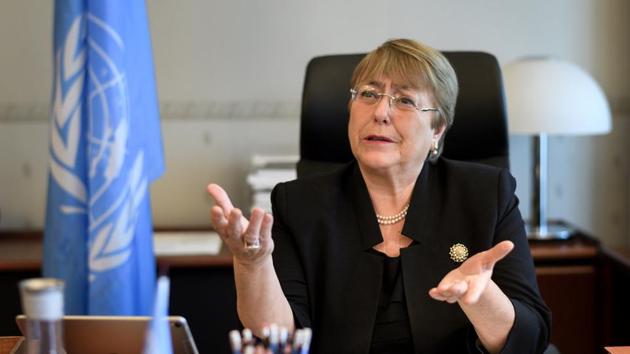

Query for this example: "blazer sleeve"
[270,182,312,329]
[492,169,552,354]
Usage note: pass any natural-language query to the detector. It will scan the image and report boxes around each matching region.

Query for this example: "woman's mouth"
[365,135,395,143]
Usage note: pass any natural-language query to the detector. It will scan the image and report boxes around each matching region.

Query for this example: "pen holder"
[228,325,312,354]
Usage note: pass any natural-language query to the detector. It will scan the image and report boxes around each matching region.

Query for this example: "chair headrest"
[299,52,509,176]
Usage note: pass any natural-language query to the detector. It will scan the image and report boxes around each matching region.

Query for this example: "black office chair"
[297,52,509,178]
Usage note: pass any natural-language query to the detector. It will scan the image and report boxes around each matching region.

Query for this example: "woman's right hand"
[206,183,274,266]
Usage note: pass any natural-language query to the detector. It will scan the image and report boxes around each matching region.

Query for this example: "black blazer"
[271,159,551,354]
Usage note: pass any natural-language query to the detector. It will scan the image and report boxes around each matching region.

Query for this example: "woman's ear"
[433,121,447,141]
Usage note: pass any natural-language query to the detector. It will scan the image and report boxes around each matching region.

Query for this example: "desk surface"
[601,246,630,271]
[0,229,608,271]
[529,237,599,261]
[0,230,233,271]
[0,337,22,354]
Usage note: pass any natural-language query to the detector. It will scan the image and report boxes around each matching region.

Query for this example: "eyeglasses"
[350,87,440,114]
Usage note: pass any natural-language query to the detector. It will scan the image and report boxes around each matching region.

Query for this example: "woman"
[208,39,550,353]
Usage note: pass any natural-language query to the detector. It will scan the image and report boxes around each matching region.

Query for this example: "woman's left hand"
[429,240,514,305]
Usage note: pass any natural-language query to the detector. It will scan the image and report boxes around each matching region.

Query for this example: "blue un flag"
[44,0,164,315]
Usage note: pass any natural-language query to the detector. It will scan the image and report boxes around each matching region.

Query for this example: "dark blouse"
[370,253,414,354]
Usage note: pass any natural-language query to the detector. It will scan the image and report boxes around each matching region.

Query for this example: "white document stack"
[246,155,298,213]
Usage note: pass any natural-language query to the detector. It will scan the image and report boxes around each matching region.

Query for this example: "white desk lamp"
[503,58,611,239]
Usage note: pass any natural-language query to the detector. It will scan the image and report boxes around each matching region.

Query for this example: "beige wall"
[0,0,629,245]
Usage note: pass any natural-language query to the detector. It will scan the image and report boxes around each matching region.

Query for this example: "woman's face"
[348,76,444,174]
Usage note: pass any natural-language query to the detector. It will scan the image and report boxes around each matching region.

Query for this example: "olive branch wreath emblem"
[50,14,148,281]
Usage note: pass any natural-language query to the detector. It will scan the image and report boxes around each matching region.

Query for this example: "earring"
[431,140,439,157]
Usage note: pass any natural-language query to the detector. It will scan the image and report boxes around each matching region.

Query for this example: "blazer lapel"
[332,164,383,352]
[400,161,448,352]
[401,160,436,247]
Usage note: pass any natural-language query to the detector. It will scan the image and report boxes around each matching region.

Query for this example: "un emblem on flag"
[50,14,150,281]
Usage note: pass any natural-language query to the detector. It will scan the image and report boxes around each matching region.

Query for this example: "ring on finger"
[243,238,261,250]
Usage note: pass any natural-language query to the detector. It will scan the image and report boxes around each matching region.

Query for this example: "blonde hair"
[350,39,458,160]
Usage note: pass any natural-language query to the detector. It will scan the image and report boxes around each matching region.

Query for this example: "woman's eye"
[360,90,378,98]
[398,97,416,106]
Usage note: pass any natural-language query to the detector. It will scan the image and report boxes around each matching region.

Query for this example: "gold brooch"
[449,243,468,263]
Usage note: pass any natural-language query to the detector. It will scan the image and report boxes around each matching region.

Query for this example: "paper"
[247,169,297,189]
[153,231,222,256]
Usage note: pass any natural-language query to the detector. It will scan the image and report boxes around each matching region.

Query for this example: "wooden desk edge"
[1,229,611,269]
[529,237,599,261]
[0,231,234,270]
[0,336,23,354]
[605,346,630,354]
[600,245,630,271]
[157,246,233,268]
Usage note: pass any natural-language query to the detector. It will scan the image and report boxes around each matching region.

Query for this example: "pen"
[290,329,303,354]
[269,324,279,354]
[229,330,242,354]
[300,328,312,354]
[261,325,271,350]
[278,326,288,354]
[242,328,254,352]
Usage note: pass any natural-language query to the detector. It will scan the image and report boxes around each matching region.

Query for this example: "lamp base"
[526,223,574,240]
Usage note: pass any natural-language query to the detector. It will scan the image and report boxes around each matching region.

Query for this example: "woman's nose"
[373,96,393,124]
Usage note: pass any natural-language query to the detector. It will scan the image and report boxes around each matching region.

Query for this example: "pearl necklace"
[376,204,409,225]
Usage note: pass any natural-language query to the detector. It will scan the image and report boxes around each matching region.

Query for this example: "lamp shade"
[503,58,611,135]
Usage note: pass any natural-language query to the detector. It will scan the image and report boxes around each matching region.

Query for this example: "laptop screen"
[15,315,199,354]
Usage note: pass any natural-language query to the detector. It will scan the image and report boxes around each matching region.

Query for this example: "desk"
[601,246,630,350]
[1,230,629,354]
[606,347,630,354]
[530,235,599,354]
[0,337,22,354]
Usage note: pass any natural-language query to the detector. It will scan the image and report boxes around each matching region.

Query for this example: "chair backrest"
[297,52,509,178]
